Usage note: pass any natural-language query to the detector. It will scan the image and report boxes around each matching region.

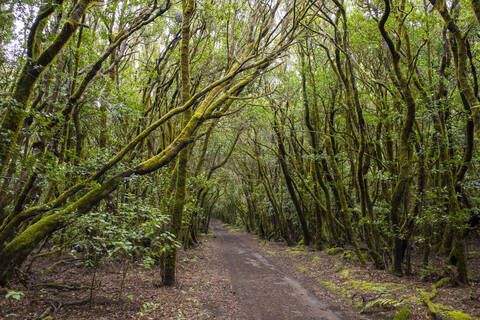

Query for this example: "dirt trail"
[210,220,346,320]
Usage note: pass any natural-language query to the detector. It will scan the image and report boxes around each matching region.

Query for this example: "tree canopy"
[0,0,479,289]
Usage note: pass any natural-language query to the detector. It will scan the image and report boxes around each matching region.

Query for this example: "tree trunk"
[162,0,195,286]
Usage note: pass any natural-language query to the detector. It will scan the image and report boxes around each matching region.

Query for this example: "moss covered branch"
[0,0,95,176]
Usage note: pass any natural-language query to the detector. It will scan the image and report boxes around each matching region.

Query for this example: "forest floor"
[211,221,480,319]
[1,220,479,319]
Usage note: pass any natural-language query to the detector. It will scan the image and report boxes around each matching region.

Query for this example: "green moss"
[345,279,403,292]
[339,269,350,277]
[326,247,343,255]
[443,310,472,320]
[295,264,307,272]
[289,250,304,255]
[321,281,343,292]
[286,248,305,255]
[402,295,422,305]
[358,253,367,262]
[419,277,474,320]
[200,233,215,238]
[341,250,352,259]
[312,256,320,263]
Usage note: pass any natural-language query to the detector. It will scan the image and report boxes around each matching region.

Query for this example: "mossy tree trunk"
[0,68,264,285]
[273,112,311,245]
[324,136,366,264]
[0,0,297,286]
[428,0,474,284]
[162,0,195,287]
[378,0,417,276]
[299,47,330,249]
[248,140,291,244]
[330,1,383,267]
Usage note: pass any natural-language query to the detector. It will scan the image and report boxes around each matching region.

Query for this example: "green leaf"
[5,291,24,300]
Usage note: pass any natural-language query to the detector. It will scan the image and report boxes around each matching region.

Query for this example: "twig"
[36,298,89,320]
[33,282,98,291]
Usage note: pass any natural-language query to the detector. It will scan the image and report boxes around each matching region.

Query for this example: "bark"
[0,0,292,286]
[332,2,383,266]
[324,136,366,264]
[379,0,416,277]
[273,113,311,245]
[300,48,331,248]
[163,0,195,286]
[428,0,472,284]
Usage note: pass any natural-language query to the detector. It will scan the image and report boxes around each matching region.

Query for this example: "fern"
[393,306,411,320]
[361,297,402,313]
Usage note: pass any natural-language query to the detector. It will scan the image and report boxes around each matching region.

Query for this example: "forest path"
[209,220,347,320]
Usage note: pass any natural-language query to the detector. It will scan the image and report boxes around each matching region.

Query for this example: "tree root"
[41,260,64,275]
[26,249,62,272]
[421,278,474,320]
[36,297,89,320]
[421,277,450,318]
[33,282,98,291]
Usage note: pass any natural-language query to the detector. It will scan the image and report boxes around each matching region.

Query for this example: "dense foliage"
[0,0,479,288]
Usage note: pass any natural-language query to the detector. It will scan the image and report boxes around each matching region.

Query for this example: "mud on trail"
[208,220,358,320]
